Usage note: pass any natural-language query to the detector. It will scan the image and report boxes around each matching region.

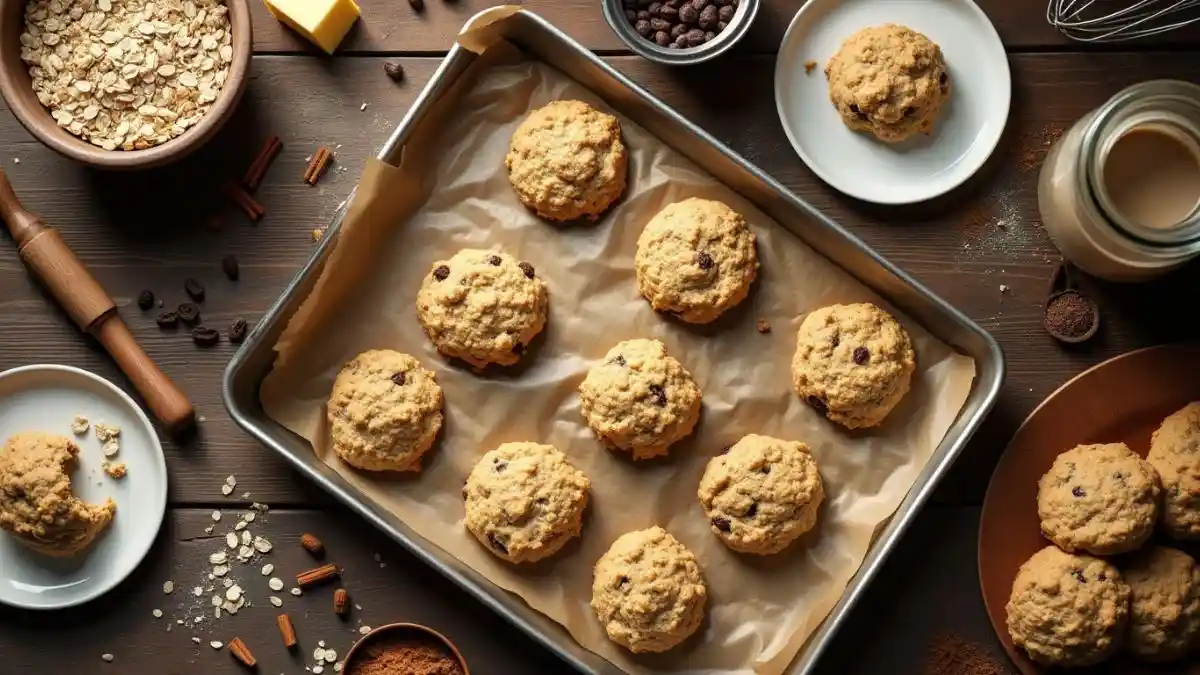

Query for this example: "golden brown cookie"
[1122,546,1200,662]
[1147,402,1200,539]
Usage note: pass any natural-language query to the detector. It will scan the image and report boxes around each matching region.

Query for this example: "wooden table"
[2,1,1197,672]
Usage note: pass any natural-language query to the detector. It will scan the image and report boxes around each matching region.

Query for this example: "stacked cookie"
[1007,402,1200,666]
[320,99,922,654]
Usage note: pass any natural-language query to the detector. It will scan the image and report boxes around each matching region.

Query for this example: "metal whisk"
[1047,0,1200,41]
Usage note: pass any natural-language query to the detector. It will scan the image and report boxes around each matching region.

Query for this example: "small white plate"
[0,365,167,610]
[775,0,1011,204]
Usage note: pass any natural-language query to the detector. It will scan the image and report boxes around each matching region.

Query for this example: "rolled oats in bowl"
[18,0,234,152]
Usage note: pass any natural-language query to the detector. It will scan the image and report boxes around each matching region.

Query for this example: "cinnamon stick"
[277,614,297,648]
[222,181,264,222]
[296,563,339,588]
[243,135,282,191]
[228,637,257,668]
[303,147,334,186]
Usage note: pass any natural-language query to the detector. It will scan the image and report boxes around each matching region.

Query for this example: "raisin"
[488,533,508,555]
[711,516,731,532]
[650,17,671,31]
[718,4,734,21]
[849,104,867,120]
[698,4,718,29]
[1099,573,1107,581]
[654,31,670,46]
[221,255,239,281]
[831,332,840,348]
[625,8,637,22]
[660,4,678,18]
[759,465,770,474]
[432,265,450,281]
[853,346,870,365]
[518,262,535,279]
[1073,570,1086,584]
[384,61,406,82]
[807,395,828,415]
[487,255,502,266]
[156,311,179,328]
[903,107,915,117]
[512,341,526,355]
[692,0,709,9]
[228,318,248,344]
[1072,486,1085,497]
[648,1,661,14]
[461,485,469,500]
[635,18,652,36]
[617,575,629,588]
[679,3,698,23]
[685,28,706,46]
[391,372,406,386]
[177,302,201,324]
[649,385,667,407]
[939,72,948,85]
[191,326,220,347]
[137,290,155,311]
[184,277,205,302]
[718,445,731,455]
[696,251,714,269]
[494,461,508,472]
[610,355,626,366]
[744,503,758,517]
[637,9,651,19]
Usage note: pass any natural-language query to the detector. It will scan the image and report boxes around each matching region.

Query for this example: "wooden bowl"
[343,623,470,675]
[979,344,1200,674]
[0,0,251,170]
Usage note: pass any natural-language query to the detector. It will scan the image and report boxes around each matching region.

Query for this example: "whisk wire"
[1048,0,1200,41]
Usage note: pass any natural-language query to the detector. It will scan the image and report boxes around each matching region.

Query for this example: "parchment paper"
[260,27,976,675]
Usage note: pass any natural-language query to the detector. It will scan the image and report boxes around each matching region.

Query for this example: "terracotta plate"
[979,344,1200,674]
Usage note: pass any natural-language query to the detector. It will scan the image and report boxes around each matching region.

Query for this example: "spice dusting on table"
[1044,291,1095,340]
[923,633,1011,675]
[347,633,464,675]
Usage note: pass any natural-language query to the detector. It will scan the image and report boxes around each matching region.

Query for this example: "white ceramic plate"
[0,365,167,610]
[775,0,1011,204]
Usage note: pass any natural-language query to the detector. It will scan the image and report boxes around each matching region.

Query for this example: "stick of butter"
[264,0,361,55]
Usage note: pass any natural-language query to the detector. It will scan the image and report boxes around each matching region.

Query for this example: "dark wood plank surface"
[3,0,1200,672]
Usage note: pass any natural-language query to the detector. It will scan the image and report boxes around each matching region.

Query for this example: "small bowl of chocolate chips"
[603,0,759,65]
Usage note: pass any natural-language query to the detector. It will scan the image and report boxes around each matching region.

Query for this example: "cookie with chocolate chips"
[634,198,758,324]
[790,302,915,429]
[463,442,590,564]
[327,349,444,472]
[698,434,824,554]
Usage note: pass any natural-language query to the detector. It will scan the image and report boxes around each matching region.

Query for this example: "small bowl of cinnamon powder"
[344,623,469,675]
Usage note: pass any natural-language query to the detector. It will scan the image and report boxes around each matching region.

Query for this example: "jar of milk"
[1039,80,1200,282]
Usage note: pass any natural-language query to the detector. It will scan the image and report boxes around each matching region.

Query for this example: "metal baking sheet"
[223,10,1004,674]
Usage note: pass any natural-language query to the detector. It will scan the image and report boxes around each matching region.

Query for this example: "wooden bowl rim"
[0,0,252,170]
[341,622,471,675]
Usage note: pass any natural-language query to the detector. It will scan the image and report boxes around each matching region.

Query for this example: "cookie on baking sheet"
[0,432,116,557]
[1006,546,1129,667]
[463,442,590,564]
[824,24,950,143]
[1147,402,1200,539]
[634,198,759,324]
[591,526,707,653]
[1037,442,1160,556]
[790,302,915,429]
[327,349,444,472]
[416,249,549,368]
[1122,546,1200,661]
[698,434,824,555]
[505,100,628,222]
[578,338,702,460]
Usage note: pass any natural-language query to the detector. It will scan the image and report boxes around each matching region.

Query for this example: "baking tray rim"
[222,8,1005,674]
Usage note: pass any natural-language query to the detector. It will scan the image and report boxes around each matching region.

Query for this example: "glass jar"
[1038,80,1200,282]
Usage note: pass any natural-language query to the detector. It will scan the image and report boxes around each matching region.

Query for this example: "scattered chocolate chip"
[518,261,535,279]
[853,346,870,365]
[718,4,734,21]
[184,277,205,302]
[712,516,731,532]
[391,372,406,386]
[1072,486,1085,497]
[617,575,629,587]
[635,18,652,36]
[191,325,219,347]
[1073,570,1086,584]
[649,384,668,407]
[228,318,248,344]
[696,251,715,270]
[806,395,828,416]
[756,318,771,334]
[221,255,239,281]
[686,28,706,46]
[679,3,698,23]
[654,30,670,45]
[432,265,450,281]
[744,503,758,517]
[487,254,502,266]
[156,311,179,328]
[177,302,201,324]
[610,355,627,366]
[488,533,508,555]
[137,290,155,311]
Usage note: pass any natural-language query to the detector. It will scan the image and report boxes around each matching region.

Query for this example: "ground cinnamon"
[924,633,1011,675]
[1045,291,1095,339]
[348,634,464,675]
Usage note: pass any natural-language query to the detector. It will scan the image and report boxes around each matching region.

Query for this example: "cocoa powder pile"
[1045,291,1095,339]
[347,634,464,675]
[924,633,1011,675]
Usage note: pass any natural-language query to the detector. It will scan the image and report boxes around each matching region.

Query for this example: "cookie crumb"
[70,415,90,435]
[102,439,120,458]
[93,422,120,443]
[756,318,771,334]
[804,60,817,74]
[101,653,114,662]
[103,462,127,479]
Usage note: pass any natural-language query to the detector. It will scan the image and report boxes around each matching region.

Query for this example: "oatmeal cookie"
[463,442,590,564]
[1037,442,1160,555]
[578,338,702,460]
[416,249,549,368]
[1147,402,1200,539]
[1006,546,1130,667]
[1122,546,1200,661]
[791,302,915,429]
[505,100,628,222]
[634,198,758,324]
[824,24,950,143]
[698,434,824,554]
[327,350,444,472]
[592,526,707,653]
[0,432,116,557]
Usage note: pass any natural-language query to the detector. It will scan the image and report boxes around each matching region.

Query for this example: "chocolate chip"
[853,346,870,365]
[698,4,718,29]
[184,277,205,302]
[610,354,627,366]
[635,18,652,36]
[156,310,179,328]
[679,3,698,23]
[686,28,706,46]
[617,575,629,587]
[488,533,508,555]
[625,8,637,22]
[903,107,915,118]
[494,460,508,472]
[487,255,502,266]
[654,30,669,45]
[1099,573,1107,581]
[1072,486,1085,497]
[649,384,667,407]
[696,251,714,269]
[177,302,201,325]
[831,332,840,348]
[384,61,406,82]
[744,503,758,517]
[221,255,239,281]
[191,325,219,347]
[806,395,828,416]
[718,4,734,21]
[432,265,450,281]
[512,341,526,355]
[712,516,731,532]
[939,72,948,85]
[137,290,155,311]
[228,318,248,344]
[650,17,671,31]
[1073,570,1086,584]
[391,372,406,386]
[518,262,535,279]
[849,104,868,120]
[759,465,770,474]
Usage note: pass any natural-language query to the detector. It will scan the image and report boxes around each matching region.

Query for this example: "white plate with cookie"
[775,0,1011,204]
[0,365,167,610]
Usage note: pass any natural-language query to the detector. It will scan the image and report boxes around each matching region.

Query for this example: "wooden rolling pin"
[0,169,195,434]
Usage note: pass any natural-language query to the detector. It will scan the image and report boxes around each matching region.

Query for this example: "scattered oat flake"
[254,536,273,553]
[225,475,237,487]
[191,637,201,644]
[291,587,303,596]
[102,439,120,457]
[211,511,222,522]
[70,415,90,435]
[241,491,251,499]
[210,641,223,650]
[163,581,174,594]
[314,647,327,661]
[209,551,227,565]
[360,101,368,111]
[359,625,372,635]
[223,578,234,589]
[204,525,215,534]
[269,577,284,591]
[1000,284,1010,293]
[261,563,274,576]
[244,512,256,523]
[234,520,247,531]
[213,565,229,577]
[270,596,283,607]
[314,667,325,675]
[193,586,203,597]
[226,585,242,601]
[194,616,203,624]
[212,595,222,607]
[325,649,338,663]
[101,653,114,662]
[335,664,344,673]
[94,422,120,442]
[152,609,163,618]
[221,484,234,496]
[12,158,20,165]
